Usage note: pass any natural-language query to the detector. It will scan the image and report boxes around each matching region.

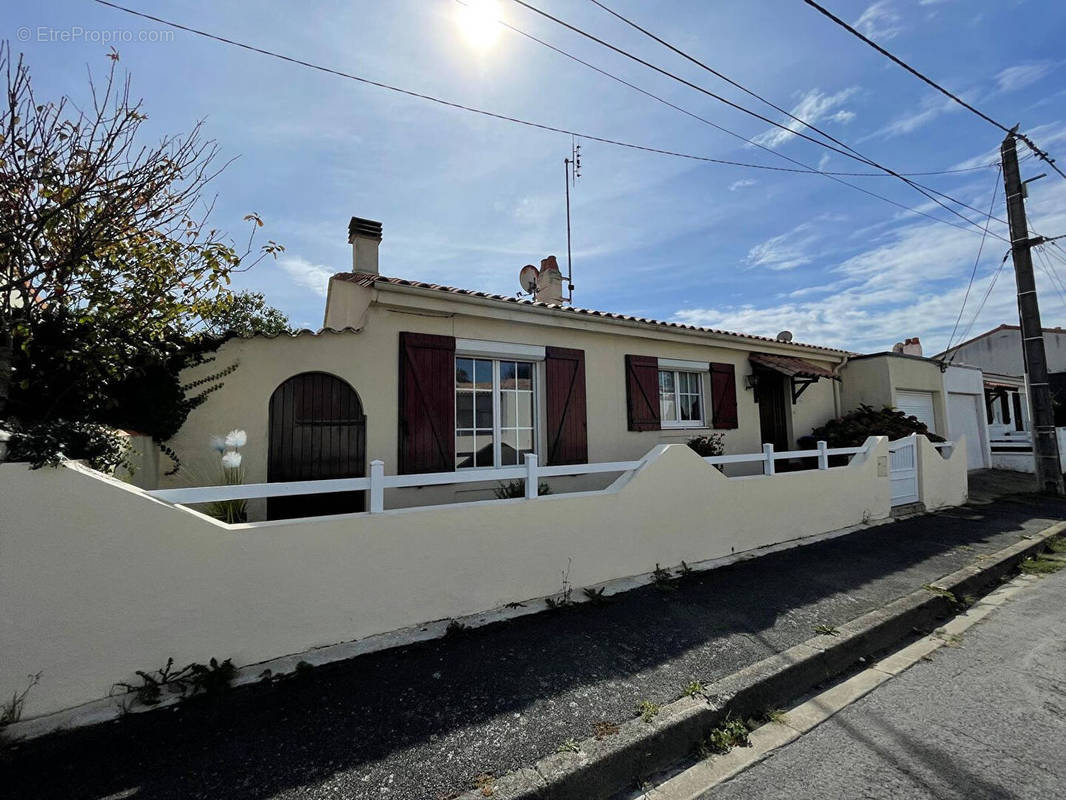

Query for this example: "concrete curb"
[456,521,1066,800]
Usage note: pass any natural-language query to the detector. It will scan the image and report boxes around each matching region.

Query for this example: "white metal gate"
[888,434,919,506]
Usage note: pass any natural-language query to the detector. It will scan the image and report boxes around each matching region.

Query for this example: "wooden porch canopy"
[749,352,838,402]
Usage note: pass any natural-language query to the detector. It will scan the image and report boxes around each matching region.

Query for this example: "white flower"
[221,451,242,469]
[224,429,247,449]
[210,435,227,453]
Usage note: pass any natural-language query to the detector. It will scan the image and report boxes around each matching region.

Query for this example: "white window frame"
[657,363,709,429]
[454,352,539,469]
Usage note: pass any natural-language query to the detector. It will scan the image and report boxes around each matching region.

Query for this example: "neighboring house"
[837,344,991,471]
[164,217,850,519]
[933,324,1062,472]
[936,323,1066,429]
[839,350,948,435]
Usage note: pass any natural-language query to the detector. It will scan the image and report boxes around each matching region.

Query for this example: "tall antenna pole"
[1001,131,1064,495]
[563,136,580,302]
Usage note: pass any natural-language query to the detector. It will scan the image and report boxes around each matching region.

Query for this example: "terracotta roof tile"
[334,271,849,356]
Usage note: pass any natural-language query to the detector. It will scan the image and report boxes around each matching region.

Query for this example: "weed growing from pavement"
[594,720,620,739]
[445,620,470,637]
[764,708,788,725]
[545,559,574,609]
[1046,537,1066,554]
[814,624,840,636]
[556,737,581,754]
[638,700,661,722]
[682,680,706,698]
[921,584,959,604]
[935,629,963,647]
[472,773,495,796]
[582,586,609,605]
[652,563,679,591]
[1019,555,1065,575]
[110,657,235,709]
[1,672,41,727]
[698,718,751,756]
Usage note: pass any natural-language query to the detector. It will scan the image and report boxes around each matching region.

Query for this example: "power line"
[470,0,987,180]
[801,0,1066,182]
[84,1,871,176]
[1035,246,1066,312]
[469,3,1008,237]
[510,0,1007,237]
[948,249,1011,361]
[945,166,1001,356]
[577,0,1011,230]
[93,0,1005,240]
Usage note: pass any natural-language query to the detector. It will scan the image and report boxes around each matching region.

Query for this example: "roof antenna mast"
[564,135,581,302]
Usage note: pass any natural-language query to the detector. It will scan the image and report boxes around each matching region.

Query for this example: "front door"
[757,369,790,451]
[268,372,366,520]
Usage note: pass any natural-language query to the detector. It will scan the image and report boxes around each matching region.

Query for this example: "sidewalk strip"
[641,570,1047,799]
[455,521,1066,800]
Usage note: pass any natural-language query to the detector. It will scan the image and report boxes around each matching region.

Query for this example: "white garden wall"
[0,435,968,724]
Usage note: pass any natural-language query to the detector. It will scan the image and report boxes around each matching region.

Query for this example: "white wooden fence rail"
[146,439,901,516]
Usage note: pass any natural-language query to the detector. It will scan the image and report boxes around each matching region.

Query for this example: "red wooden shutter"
[544,346,588,465]
[625,354,661,431]
[710,362,738,429]
[398,332,455,474]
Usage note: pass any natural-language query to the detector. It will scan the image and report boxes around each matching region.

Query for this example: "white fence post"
[524,453,539,499]
[817,440,829,470]
[763,443,775,476]
[369,460,385,513]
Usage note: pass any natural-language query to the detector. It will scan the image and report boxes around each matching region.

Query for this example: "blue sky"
[9,0,1066,352]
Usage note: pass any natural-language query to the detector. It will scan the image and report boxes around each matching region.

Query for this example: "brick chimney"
[348,217,382,275]
[893,337,923,356]
[534,255,565,305]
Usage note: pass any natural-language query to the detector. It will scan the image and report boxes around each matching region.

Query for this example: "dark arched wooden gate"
[268,372,366,520]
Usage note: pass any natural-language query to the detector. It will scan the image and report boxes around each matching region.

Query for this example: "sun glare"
[455,0,502,51]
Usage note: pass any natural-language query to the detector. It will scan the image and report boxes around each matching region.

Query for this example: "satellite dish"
[776,330,793,342]
[519,264,539,294]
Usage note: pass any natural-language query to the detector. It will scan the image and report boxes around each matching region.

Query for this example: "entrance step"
[891,501,926,518]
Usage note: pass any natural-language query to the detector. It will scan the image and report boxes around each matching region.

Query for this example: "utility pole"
[1001,132,1065,495]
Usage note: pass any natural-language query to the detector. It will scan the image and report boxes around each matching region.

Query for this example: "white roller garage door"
[896,390,936,434]
[948,392,985,470]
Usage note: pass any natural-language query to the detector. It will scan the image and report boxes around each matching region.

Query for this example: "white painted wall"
[943,365,991,470]
[917,437,969,510]
[0,436,967,723]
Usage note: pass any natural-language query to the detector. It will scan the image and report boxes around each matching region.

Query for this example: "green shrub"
[5,419,131,472]
[686,433,724,457]
[811,404,945,448]
[494,479,552,499]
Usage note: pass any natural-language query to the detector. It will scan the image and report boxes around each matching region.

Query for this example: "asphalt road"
[705,568,1066,799]
[3,494,1065,800]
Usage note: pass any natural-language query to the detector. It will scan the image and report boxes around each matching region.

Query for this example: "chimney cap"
[348,216,382,242]
[540,255,562,274]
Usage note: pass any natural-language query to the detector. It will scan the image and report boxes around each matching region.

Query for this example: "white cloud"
[745,223,819,271]
[729,179,757,191]
[751,87,859,149]
[854,2,903,41]
[673,179,1066,354]
[995,61,1056,93]
[862,94,958,140]
[278,256,335,297]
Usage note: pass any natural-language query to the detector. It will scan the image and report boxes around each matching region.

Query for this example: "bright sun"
[455,0,502,51]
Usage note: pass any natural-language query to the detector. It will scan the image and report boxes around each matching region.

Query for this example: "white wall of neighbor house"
[163,284,844,515]
[945,327,1066,377]
[0,438,921,721]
